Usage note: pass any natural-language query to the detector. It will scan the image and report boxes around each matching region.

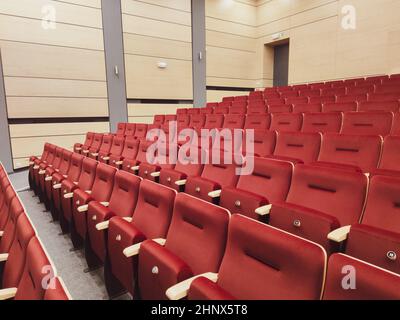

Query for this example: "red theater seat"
[83,133,103,157]
[177,114,190,129]
[204,114,224,129]
[333,175,400,274]
[336,94,367,103]
[229,105,247,114]
[302,112,342,134]
[206,103,218,108]
[269,164,367,253]
[85,172,141,269]
[268,104,292,113]
[249,91,264,100]
[110,137,139,170]
[272,132,321,164]
[309,96,336,104]
[99,136,124,164]
[247,106,268,114]
[214,106,229,114]
[134,124,147,140]
[341,112,393,136]
[115,123,126,137]
[153,115,165,126]
[373,135,400,177]
[392,112,400,135]
[322,102,357,113]
[0,198,24,254]
[292,103,322,113]
[200,107,213,115]
[244,114,271,130]
[359,101,399,112]
[183,215,326,300]
[89,134,112,160]
[164,115,177,123]
[187,109,199,115]
[323,253,400,300]
[219,158,292,220]
[189,114,206,129]
[223,114,245,129]
[375,84,400,94]
[124,123,136,137]
[105,181,176,296]
[70,163,116,249]
[74,132,94,154]
[368,92,400,102]
[270,113,303,132]
[347,86,375,95]
[322,87,346,96]
[218,101,232,108]
[285,97,308,104]
[317,133,382,173]
[137,193,230,300]
[177,108,188,115]
[60,158,97,234]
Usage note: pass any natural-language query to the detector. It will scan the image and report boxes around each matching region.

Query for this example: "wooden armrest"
[150,172,160,177]
[123,217,133,223]
[82,150,89,154]
[123,238,166,258]
[64,192,74,199]
[33,165,40,170]
[96,221,109,231]
[29,161,34,165]
[85,190,92,194]
[115,160,123,165]
[166,272,219,300]
[53,184,62,189]
[328,225,351,243]
[102,156,110,161]
[0,253,9,262]
[255,204,272,216]
[100,202,109,207]
[0,231,4,237]
[55,169,59,172]
[77,204,89,213]
[45,176,52,181]
[39,170,46,175]
[175,179,187,186]
[73,181,78,185]
[63,175,68,178]
[75,147,82,151]
[131,166,140,171]
[208,190,221,198]
[91,153,99,157]
[0,288,18,300]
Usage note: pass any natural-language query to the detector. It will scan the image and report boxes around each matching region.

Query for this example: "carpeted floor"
[8,170,130,300]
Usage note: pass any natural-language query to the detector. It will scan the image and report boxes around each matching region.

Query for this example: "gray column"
[101,0,128,132]
[191,0,207,108]
[0,50,13,173]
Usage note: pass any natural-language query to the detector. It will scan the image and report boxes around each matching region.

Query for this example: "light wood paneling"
[6,97,109,118]
[125,54,192,100]
[0,41,106,81]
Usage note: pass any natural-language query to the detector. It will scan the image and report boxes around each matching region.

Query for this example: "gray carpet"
[9,170,130,300]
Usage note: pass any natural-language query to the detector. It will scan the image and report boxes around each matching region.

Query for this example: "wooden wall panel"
[206,0,258,89]
[122,0,193,100]
[0,0,108,169]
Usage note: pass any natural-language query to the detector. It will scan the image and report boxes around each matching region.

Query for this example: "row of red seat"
[27,144,400,299]
[202,100,400,114]
[146,112,400,137]
[0,164,69,300]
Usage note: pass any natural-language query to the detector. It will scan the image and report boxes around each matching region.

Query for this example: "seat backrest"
[153,115,165,125]
[164,115,177,123]
[222,96,234,102]
[292,103,322,113]
[249,91,264,100]
[360,175,400,234]
[231,101,247,108]
[58,150,72,175]
[286,164,368,226]
[214,106,229,114]
[369,92,400,102]
[234,95,248,102]
[165,193,230,275]
[0,197,24,253]
[376,85,400,94]
[223,115,245,129]
[44,277,71,300]
[204,114,224,129]
[250,129,276,157]
[120,136,139,160]
[302,112,342,134]
[52,147,63,168]
[247,106,267,114]
[309,96,336,104]
[285,96,309,104]
[336,94,367,103]
[177,115,190,128]
[89,133,103,151]
[67,153,84,182]
[77,158,98,191]
[299,89,321,97]
[173,146,205,177]
[189,114,206,128]
[83,132,95,147]
[270,113,303,132]
[124,123,136,137]
[213,215,326,300]
[318,133,382,173]
[322,102,357,113]
[392,112,400,135]
[44,145,56,164]
[0,187,16,230]
[15,237,55,300]
[2,213,35,289]
[200,107,213,115]
[116,123,126,136]
[280,91,299,99]
[135,140,153,163]
[108,171,141,218]
[244,114,271,130]
[341,112,393,136]
[91,163,117,201]
[218,101,232,108]
[274,132,321,163]
[40,143,51,162]
[134,124,147,139]
[133,180,176,239]
[206,102,218,108]
[268,104,292,113]
[176,108,188,115]
[359,101,399,112]
[347,85,375,95]
[109,136,125,156]
[187,108,200,115]
[229,105,247,114]
[323,253,400,300]
[322,87,346,96]
[379,135,400,172]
